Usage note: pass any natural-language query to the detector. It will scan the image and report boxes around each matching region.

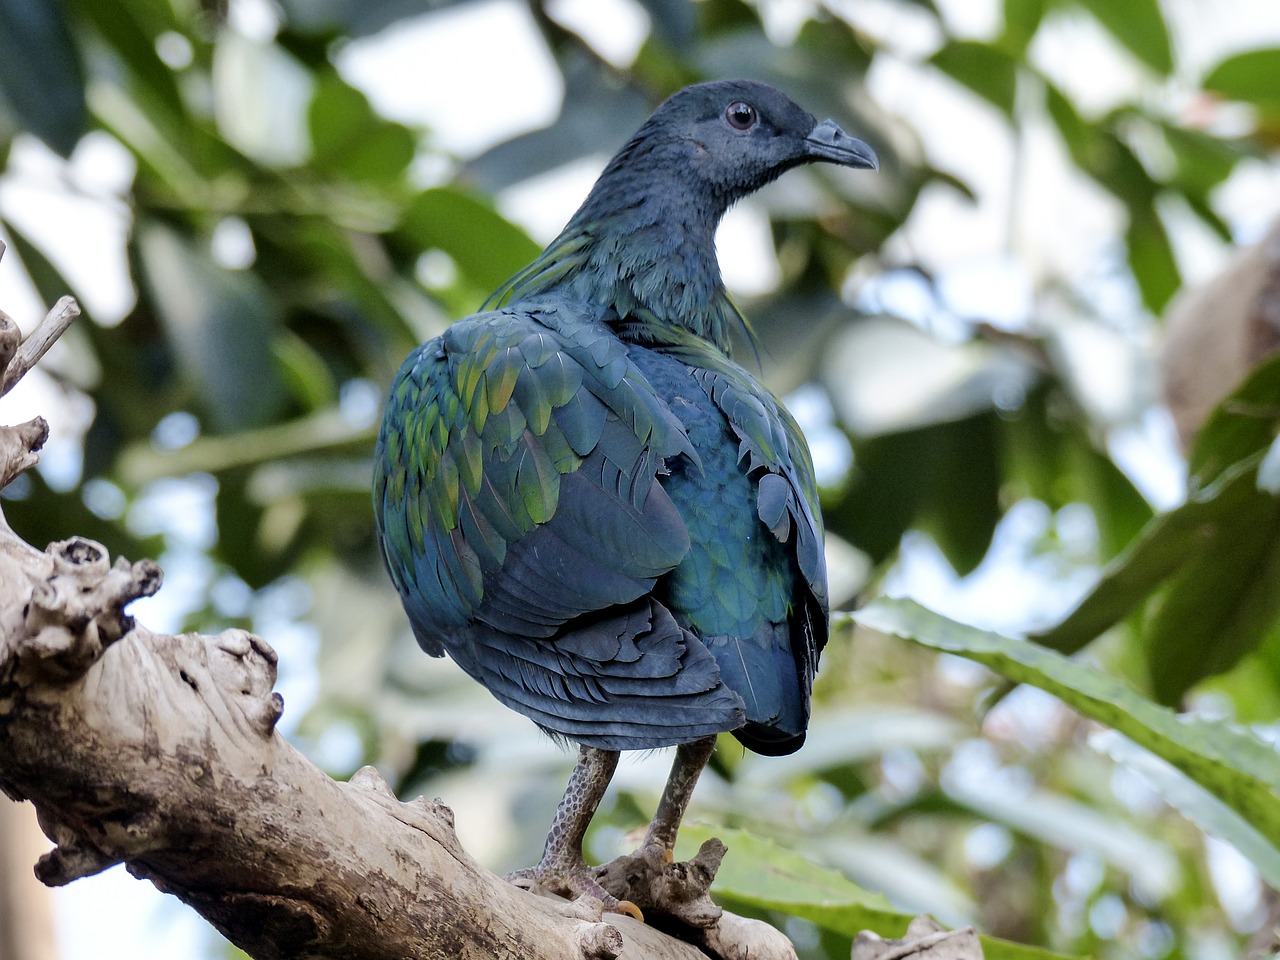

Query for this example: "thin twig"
[0,297,81,397]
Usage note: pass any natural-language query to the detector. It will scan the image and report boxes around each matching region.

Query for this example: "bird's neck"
[486,168,741,354]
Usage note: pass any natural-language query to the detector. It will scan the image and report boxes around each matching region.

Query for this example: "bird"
[373,79,877,919]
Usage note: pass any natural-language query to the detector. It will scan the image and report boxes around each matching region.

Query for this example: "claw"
[615,900,645,923]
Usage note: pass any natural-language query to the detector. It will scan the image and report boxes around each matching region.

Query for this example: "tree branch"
[0,298,796,960]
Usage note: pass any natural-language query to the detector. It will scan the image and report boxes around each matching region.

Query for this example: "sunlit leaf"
[397,188,540,294]
[1162,123,1241,196]
[309,72,415,182]
[0,0,86,155]
[858,598,1280,849]
[677,824,1079,960]
[1072,0,1172,74]
[1000,0,1046,55]
[929,41,1017,116]
[1203,47,1280,117]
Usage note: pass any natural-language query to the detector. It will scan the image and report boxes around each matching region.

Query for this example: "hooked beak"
[804,119,879,170]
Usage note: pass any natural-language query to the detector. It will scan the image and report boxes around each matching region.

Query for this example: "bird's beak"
[804,119,879,170]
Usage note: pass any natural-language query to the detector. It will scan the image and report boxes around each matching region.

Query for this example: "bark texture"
[0,295,796,960]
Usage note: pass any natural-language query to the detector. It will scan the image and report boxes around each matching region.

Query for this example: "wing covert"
[373,304,696,654]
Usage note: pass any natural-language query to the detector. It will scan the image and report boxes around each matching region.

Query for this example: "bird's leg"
[507,745,643,919]
[639,735,717,862]
[594,735,725,928]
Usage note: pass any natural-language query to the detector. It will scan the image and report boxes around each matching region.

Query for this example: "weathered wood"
[0,295,795,960]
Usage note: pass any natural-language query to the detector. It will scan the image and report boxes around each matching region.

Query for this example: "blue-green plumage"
[374,81,874,760]
[375,82,876,909]
[375,78,875,909]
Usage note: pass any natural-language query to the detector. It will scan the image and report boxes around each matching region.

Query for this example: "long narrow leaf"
[856,598,1280,851]
[676,823,1081,960]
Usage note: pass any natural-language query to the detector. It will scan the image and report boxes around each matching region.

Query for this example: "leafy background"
[1,0,1280,958]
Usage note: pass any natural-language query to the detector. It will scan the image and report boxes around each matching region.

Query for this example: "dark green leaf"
[64,0,185,116]
[1203,47,1280,116]
[135,220,288,432]
[397,188,540,294]
[859,597,1280,855]
[1188,349,1280,486]
[1032,452,1273,656]
[1143,491,1280,704]
[0,0,86,155]
[916,413,1002,575]
[929,41,1018,116]
[308,73,415,183]
[1072,0,1172,74]
[1126,207,1179,314]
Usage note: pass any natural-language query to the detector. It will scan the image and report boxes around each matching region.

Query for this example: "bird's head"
[607,79,878,208]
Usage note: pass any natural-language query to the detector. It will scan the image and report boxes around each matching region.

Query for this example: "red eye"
[725,100,757,131]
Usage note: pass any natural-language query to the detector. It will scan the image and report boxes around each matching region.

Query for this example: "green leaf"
[1072,0,1172,74]
[1188,349,1280,486]
[1126,207,1179,314]
[134,220,289,432]
[1031,452,1272,657]
[1203,47,1280,117]
[1000,0,1046,55]
[915,413,1002,576]
[308,73,415,183]
[397,188,540,295]
[857,598,1280,851]
[1161,123,1240,196]
[0,0,86,155]
[676,824,1079,960]
[1142,487,1280,704]
[929,41,1018,116]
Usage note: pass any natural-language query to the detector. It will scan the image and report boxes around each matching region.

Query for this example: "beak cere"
[804,118,879,170]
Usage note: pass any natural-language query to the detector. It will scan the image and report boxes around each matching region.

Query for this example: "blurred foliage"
[0,0,1278,958]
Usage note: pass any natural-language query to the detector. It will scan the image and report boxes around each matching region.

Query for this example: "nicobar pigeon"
[373,79,877,919]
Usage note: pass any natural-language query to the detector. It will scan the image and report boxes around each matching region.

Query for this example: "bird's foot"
[593,836,726,929]
[506,861,645,922]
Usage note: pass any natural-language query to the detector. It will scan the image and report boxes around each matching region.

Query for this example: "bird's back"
[373,299,827,754]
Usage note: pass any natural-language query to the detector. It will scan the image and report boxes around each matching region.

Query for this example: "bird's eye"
[725,101,757,131]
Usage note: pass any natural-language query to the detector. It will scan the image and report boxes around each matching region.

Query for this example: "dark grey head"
[597,79,878,210]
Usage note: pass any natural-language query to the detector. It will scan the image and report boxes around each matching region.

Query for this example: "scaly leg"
[640,735,717,860]
[594,735,725,927]
[507,745,643,919]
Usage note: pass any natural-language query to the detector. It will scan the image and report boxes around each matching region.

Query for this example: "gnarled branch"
[0,295,795,960]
